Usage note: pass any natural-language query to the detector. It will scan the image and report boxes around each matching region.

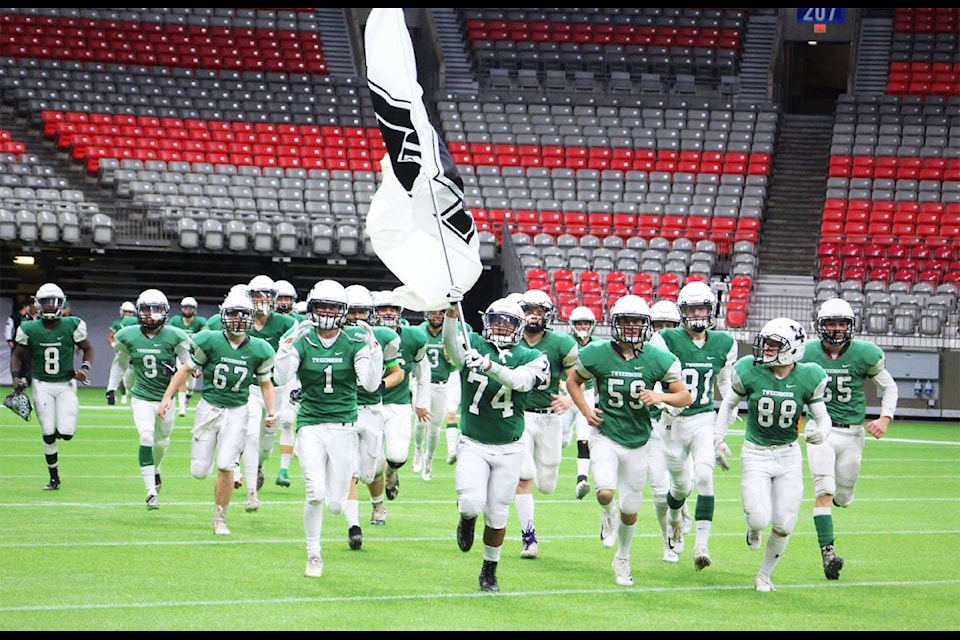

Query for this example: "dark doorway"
[783,41,851,114]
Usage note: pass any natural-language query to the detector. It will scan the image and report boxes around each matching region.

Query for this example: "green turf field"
[1,388,958,630]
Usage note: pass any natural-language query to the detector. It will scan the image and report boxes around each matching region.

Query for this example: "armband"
[80,361,92,372]
[10,369,20,378]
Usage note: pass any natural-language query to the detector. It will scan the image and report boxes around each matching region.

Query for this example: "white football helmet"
[373,289,402,329]
[753,317,808,366]
[220,291,255,335]
[274,279,297,314]
[481,297,525,348]
[247,274,277,314]
[677,281,717,332]
[120,301,137,316]
[816,297,856,346]
[180,296,197,318]
[503,292,525,307]
[294,300,307,314]
[609,294,652,346]
[568,305,597,341]
[306,279,348,330]
[34,283,66,320]
[650,299,681,329]
[520,288,555,333]
[345,284,375,325]
[423,305,446,328]
[136,289,170,330]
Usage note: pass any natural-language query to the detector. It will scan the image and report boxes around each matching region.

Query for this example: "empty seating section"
[0,9,326,75]
[887,9,959,98]
[447,94,775,261]
[460,8,744,95]
[826,12,959,334]
[1,131,102,241]
[820,78,960,335]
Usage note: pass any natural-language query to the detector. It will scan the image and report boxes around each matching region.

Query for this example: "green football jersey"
[168,314,208,336]
[16,316,88,383]
[458,334,547,445]
[204,313,222,331]
[659,327,736,417]
[800,338,885,425]
[522,329,578,411]
[250,312,296,350]
[113,324,191,401]
[110,314,139,335]
[380,324,428,406]
[730,356,828,447]
[189,331,275,409]
[418,321,458,384]
[574,339,683,448]
[288,328,371,428]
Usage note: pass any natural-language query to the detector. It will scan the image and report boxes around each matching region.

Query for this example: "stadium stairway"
[758,112,834,277]
[432,8,480,94]
[313,8,358,77]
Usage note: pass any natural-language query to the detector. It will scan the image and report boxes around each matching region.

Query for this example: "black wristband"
[80,361,91,371]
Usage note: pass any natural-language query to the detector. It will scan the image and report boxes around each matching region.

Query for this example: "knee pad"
[813,474,837,498]
[326,500,343,515]
[536,467,559,494]
[140,432,155,448]
[42,434,57,445]
[190,462,211,479]
[387,459,404,470]
[58,433,73,441]
[833,484,855,508]
[459,496,484,519]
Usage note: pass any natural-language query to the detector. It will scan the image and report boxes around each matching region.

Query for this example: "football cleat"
[233,470,243,490]
[412,449,424,473]
[520,528,539,559]
[668,519,685,554]
[612,556,633,586]
[457,515,476,552]
[370,502,386,525]
[600,506,618,549]
[146,494,159,510]
[821,544,844,580]
[213,506,230,536]
[244,493,260,513]
[275,469,291,487]
[754,572,775,592]
[256,465,265,490]
[693,544,712,571]
[304,555,323,578]
[348,525,363,550]
[575,476,591,500]
[43,478,60,491]
[384,466,399,500]
[479,560,499,592]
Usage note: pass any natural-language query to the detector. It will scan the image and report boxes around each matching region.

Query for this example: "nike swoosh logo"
[786,384,796,389]
[335,351,345,356]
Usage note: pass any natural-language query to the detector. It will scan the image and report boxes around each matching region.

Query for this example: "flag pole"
[422,162,474,352]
